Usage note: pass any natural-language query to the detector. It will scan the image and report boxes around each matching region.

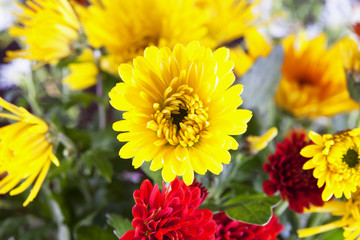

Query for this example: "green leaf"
[81,148,114,182]
[346,70,360,103]
[223,194,281,225]
[76,225,116,240]
[238,46,284,129]
[239,45,283,109]
[106,214,133,238]
[140,161,163,187]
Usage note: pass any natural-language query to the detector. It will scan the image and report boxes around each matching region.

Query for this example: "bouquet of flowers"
[1,0,360,239]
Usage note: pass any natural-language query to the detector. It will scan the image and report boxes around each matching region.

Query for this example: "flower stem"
[96,72,106,129]
[94,49,106,129]
[42,185,71,240]
[25,65,42,116]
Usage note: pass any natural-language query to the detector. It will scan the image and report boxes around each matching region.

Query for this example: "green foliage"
[346,70,360,103]
[76,225,116,240]
[106,214,133,238]
[224,194,281,225]
[82,148,114,183]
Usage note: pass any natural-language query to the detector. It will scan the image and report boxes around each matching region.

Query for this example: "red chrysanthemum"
[214,212,283,240]
[352,22,360,39]
[262,130,324,213]
[189,179,209,204]
[120,177,216,240]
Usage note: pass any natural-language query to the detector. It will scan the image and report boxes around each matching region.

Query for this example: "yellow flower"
[0,98,59,206]
[301,129,360,201]
[77,0,208,74]
[338,37,360,73]
[230,28,272,76]
[7,0,80,64]
[196,0,258,47]
[109,41,252,185]
[247,127,278,154]
[63,48,98,90]
[275,33,359,118]
[298,190,360,240]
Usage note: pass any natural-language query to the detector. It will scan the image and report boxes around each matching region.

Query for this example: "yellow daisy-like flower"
[338,37,360,72]
[7,0,80,64]
[109,41,252,185]
[196,0,258,47]
[298,189,360,240]
[77,0,208,74]
[246,127,277,154]
[301,129,360,201]
[275,33,359,118]
[0,98,59,206]
[62,48,98,91]
[229,28,272,76]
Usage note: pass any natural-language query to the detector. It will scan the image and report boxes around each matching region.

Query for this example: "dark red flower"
[214,212,283,240]
[262,130,324,213]
[189,179,209,204]
[120,177,216,240]
[352,22,360,39]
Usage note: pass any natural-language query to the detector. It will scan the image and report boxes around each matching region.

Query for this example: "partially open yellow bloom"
[77,0,208,74]
[109,41,252,185]
[196,0,258,47]
[247,127,278,154]
[298,190,360,240]
[301,129,360,201]
[275,34,358,118]
[0,98,59,206]
[230,28,272,76]
[62,48,98,90]
[338,37,360,72]
[7,0,80,64]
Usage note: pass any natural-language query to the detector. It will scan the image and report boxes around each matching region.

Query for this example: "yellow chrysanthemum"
[109,41,252,185]
[298,190,360,240]
[195,0,258,47]
[229,28,272,76]
[77,0,208,74]
[7,0,80,64]
[0,98,59,206]
[338,37,360,72]
[247,127,278,154]
[301,129,360,201]
[275,33,359,118]
[62,48,98,90]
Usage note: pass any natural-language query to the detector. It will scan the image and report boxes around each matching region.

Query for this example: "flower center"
[342,148,359,168]
[147,83,210,147]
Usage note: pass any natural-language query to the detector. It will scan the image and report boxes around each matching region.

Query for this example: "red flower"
[214,212,283,240]
[263,130,324,213]
[352,22,360,39]
[120,177,216,240]
[189,179,209,204]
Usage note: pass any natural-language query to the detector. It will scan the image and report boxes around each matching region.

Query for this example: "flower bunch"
[3,0,360,240]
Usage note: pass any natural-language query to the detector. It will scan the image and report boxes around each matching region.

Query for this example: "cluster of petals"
[298,189,360,240]
[263,130,324,213]
[7,0,80,64]
[301,129,360,201]
[213,212,283,240]
[121,177,216,239]
[109,41,252,185]
[0,97,59,206]
[275,33,358,118]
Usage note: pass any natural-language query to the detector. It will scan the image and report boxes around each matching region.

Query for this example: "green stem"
[274,200,288,216]
[26,65,42,116]
[57,132,78,158]
[94,49,106,129]
[356,105,360,128]
[42,185,71,240]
